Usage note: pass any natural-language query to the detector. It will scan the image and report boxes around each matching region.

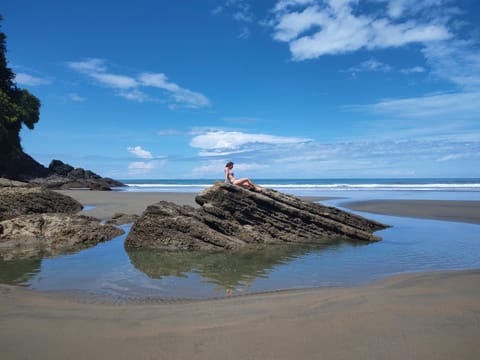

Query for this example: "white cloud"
[68,58,106,73]
[15,73,51,86]
[90,72,138,89]
[68,59,210,108]
[269,0,451,60]
[345,58,392,73]
[356,91,480,119]
[128,146,153,159]
[189,136,480,178]
[400,66,425,74]
[190,130,311,155]
[423,40,480,91]
[438,152,480,162]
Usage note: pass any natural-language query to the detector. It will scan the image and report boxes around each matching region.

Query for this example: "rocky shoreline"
[0,181,387,259]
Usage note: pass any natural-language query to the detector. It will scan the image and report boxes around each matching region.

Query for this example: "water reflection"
[0,258,41,285]
[126,238,361,293]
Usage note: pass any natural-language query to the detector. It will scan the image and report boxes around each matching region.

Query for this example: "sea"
[1,178,480,300]
[120,178,480,200]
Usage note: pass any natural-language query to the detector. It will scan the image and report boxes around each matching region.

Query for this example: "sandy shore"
[1,270,479,359]
[343,199,480,224]
[57,190,201,219]
[59,190,480,225]
[57,190,332,219]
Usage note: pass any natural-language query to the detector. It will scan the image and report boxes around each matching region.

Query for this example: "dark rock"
[106,213,140,226]
[31,159,125,190]
[0,149,49,181]
[125,182,389,250]
[0,214,124,260]
[48,160,74,176]
[0,178,31,187]
[0,187,83,221]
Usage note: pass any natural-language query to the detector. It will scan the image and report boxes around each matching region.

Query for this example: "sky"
[2,0,480,179]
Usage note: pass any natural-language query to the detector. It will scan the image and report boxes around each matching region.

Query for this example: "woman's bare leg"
[234,178,262,191]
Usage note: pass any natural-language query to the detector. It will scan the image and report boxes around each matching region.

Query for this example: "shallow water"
[1,209,479,299]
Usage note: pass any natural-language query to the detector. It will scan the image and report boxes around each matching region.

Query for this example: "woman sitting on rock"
[224,161,263,192]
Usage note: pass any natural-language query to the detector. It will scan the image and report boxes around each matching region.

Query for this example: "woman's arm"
[225,167,232,182]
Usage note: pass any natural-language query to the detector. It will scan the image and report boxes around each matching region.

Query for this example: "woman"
[224,161,263,192]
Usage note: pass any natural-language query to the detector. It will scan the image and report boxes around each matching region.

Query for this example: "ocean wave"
[123,182,480,192]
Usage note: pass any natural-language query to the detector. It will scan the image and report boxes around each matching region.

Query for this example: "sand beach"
[1,190,480,359]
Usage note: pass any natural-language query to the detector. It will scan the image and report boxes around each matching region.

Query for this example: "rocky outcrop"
[125,182,388,250]
[0,186,82,221]
[0,149,49,181]
[0,186,123,260]
[0,214,124,260]
[106,213,140,226]
[29,160,125,190]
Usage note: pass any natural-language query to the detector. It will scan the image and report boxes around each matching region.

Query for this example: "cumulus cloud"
[67,59,210,108]
[127,146,153,159]
[269,0,451,60]
[190,130,311,156]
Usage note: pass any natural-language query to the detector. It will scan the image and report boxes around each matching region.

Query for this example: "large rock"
[0,187,83,221]
[29,160,125,190]
[0,214,124,260]
[125,182,388,250]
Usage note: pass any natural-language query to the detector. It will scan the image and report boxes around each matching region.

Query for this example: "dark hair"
[225,161,234,167]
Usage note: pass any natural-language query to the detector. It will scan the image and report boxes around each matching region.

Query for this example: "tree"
[0,16,41,154]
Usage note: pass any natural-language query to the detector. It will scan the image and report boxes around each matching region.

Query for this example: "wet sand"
[57,190,332,219]
[1,270,479,359]
[343,199,480,224]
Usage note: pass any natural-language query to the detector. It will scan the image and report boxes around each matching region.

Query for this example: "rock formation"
[29,160,125,190]
[0,214,124,260]
[0,186,124,260]
[0,186,82,221]
[125,182,388,250]
[106,213,140,226]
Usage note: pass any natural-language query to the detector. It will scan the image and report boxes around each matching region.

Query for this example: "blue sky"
[2,0,479,179]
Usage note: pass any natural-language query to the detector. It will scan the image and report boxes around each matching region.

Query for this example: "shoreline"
[343,199,480,225]
[57,190,335,219]
[58,190,480,225]
[1,269,479,359]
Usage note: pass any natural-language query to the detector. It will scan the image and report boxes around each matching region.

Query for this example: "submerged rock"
[0,214,124,260]
[125,182,388,250]
[0,186,83,221]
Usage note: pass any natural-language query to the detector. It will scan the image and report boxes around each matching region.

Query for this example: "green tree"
[0,16,41,155]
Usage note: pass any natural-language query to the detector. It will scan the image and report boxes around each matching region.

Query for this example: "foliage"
[0,16,41,154]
